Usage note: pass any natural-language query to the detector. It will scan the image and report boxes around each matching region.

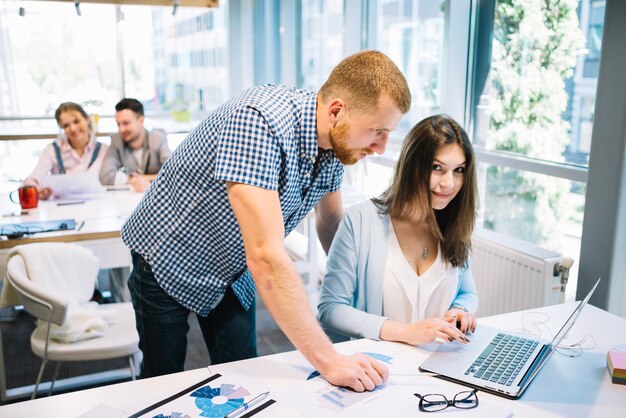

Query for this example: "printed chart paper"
[128,373,276,418]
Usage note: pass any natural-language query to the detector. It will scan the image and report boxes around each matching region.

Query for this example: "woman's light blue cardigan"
[317,200,478,342]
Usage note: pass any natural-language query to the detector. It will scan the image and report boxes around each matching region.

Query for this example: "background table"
[0,189,142,277]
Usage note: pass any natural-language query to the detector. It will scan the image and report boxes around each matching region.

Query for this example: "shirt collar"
[296,92,319,163]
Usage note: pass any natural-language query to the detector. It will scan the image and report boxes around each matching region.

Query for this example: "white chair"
[3,243,139,399]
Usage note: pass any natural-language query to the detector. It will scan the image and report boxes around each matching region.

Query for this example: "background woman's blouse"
[24,135,107,186]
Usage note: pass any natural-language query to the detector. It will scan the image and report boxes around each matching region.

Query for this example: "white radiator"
[471,228,564,318]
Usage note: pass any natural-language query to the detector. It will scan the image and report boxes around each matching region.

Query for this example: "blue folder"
[0,219,76,239]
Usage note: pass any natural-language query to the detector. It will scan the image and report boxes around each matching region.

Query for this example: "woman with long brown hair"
[318,114,478,345]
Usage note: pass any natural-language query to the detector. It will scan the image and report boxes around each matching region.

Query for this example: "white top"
[382,224,459,322]
[113,148,144,185]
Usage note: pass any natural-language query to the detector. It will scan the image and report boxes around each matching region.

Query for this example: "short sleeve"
[214,106,281,190]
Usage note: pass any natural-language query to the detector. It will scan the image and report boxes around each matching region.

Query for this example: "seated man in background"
[99,98,171,192]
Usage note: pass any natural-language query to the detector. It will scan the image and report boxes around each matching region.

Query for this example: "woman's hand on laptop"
[444,307,476,335]
[380,317,470,346]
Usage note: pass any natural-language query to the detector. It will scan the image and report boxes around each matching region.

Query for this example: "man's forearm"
[316,210,343,254]
[249,250,337,373]
[140,174,157,182]
[314,191,343,254]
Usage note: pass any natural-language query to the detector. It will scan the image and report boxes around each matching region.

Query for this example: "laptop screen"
[520,278,601,389]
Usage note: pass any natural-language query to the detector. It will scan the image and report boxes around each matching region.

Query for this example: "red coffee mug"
[9,185,39,209]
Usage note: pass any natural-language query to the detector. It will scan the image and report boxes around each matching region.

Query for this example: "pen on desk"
[224,391,270,418]
[57,201,85,206]
[77,221,85,231]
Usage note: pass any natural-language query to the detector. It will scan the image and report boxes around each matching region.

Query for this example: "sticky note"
[607,350,626,385]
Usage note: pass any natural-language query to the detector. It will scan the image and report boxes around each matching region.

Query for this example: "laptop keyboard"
[464,333,539,386]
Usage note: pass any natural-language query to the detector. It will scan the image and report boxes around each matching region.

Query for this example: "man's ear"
[328,99,347,125]
[138,115,145,125]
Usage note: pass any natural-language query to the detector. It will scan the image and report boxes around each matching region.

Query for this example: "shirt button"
[305,172,310,177]
[300,153,307,158]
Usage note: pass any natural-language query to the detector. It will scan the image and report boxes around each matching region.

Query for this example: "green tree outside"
[485,0,584,247]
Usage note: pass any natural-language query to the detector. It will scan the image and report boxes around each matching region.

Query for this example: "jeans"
[128,251,257,378]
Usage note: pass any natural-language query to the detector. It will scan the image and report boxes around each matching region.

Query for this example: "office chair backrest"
[10,243,99,304]
[6,255,68,326]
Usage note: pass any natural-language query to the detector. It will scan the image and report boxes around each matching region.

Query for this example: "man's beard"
[123,131,142,148]
[328,119,370,165]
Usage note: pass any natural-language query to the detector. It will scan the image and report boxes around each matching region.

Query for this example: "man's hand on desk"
[318,352,389,392]
[127,173,149,192]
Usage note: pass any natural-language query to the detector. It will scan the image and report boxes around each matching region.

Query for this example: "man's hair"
[372,114,478,267]
[115,98,144,116]
[318,50,411,114]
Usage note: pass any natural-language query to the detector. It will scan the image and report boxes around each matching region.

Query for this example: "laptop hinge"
[517,343,550,389]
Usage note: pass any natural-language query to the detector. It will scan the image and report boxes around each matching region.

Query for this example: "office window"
[0,1,121,187]
[343,0,450,201]
[373,0,445,139]
[299,0,344,92]
[583,0,604,77]
[150,5,228,114]
[0,1,228,118]
[471,0,605,293]
[0,1,228,191]
[0,1,119,117]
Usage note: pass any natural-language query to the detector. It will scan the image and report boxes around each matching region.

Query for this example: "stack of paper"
[607,350,626,385]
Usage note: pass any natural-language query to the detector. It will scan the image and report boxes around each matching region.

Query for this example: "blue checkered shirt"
[121,85,344,316]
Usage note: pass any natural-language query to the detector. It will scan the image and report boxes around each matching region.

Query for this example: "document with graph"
[127,373,278,418]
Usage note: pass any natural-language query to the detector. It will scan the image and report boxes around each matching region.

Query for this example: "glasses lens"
[420,394,449,412]
[453,391,478,409]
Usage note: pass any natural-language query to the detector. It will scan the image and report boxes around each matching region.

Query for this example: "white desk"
[1,302,624,417]
[0,189,143,277]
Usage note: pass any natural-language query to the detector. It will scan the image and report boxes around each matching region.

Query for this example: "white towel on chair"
[38,302,112,343]
[9,243,97,303]
[8,243,110,343]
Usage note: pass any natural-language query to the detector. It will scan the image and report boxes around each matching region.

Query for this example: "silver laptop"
[419,278,601,399]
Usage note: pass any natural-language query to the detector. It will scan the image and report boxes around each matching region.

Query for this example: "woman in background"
[318,114,478,346]
[24,102,107,200]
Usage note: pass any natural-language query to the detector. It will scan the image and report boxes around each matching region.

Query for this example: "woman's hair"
[372,114,478,267]
[54,102,91,130]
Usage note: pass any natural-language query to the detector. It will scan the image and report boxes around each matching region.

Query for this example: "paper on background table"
[41,173,105,199]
